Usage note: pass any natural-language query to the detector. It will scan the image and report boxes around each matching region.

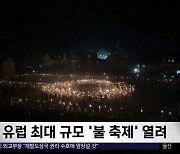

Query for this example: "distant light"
[172,60,174,62]
[141,109,143,113]
[161,110,164,113]
[142,64,145,68]
[134,68,140,73]
[97,49,110,60]
[134,68,138,72]
[177,70,180,75]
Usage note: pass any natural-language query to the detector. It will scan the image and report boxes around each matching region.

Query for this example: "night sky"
[0,0,180,57]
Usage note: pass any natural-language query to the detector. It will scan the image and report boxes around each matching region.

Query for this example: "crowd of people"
[42,79,135,101]
[0,73,179,121]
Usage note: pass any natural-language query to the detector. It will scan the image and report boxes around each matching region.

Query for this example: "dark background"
[0,0,180,59]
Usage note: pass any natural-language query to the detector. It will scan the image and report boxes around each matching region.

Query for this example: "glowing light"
[134,68,140,73]
[177,70,180,75]
[41,79,135,100]
[97,49,110,60]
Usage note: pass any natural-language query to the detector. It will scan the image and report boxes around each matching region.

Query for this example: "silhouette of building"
[2,55,16,76]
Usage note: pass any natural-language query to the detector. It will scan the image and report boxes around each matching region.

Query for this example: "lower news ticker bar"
[0,143,162,150]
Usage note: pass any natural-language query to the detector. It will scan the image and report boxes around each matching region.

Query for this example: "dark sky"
[0,0,180,55]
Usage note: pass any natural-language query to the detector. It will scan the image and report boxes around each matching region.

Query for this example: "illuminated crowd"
[42,79,135,100]
[0,73,179,121]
